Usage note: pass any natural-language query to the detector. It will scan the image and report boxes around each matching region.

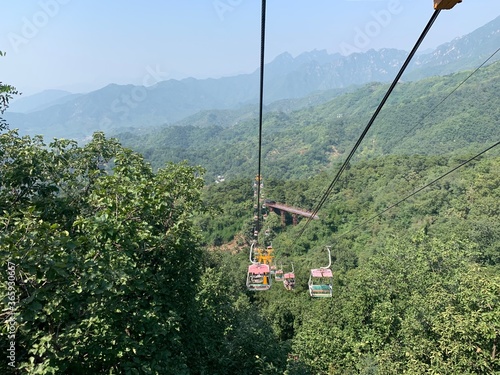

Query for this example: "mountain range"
[4,15,499,141]
[116,60,500,181]
[8,90,83,113]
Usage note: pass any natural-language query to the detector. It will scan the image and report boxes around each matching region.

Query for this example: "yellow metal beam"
[255,246,274,265]
[434,0,462,10]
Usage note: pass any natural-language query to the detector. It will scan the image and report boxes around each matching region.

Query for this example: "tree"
[287,232,500,374]
[0,51,20,131]
[0,131,206,373]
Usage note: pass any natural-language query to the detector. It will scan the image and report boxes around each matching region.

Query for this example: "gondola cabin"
[275,269,284,282]
[270,264,277,275]
[283,272,295,290]
[246,263,271,291]
[308,268,333,298]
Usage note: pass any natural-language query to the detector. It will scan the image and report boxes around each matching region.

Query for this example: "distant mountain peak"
[8,89,76,113]
[273,51,294,61]
[5,16,499,141]
[407,14,500,78]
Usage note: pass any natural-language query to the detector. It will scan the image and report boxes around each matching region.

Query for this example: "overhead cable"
[296,9,442,239]
[255,0,267,237]
[337,139,500,239]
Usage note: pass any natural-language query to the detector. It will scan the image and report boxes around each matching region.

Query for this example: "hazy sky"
[1,0,499,96]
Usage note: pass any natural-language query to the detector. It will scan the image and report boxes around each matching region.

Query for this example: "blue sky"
[1,0,499,96]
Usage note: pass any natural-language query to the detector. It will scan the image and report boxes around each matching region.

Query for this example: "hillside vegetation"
[1,126,498,373]
[1,53,499,373]
[203,152,500,374]
[120,61,500,182]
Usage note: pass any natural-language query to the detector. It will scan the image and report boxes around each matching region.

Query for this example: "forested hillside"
[2,126,498,373]
[119,61,500,182]
[199,152,500,374]
[1,50,499,374]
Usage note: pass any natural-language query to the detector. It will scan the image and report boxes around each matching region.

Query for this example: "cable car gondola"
[275,263,284,282]
[270,264,277,276]
[246,263,271,291]
[246,242,272,291]
[308,247,333,298]
[283,263,295,291]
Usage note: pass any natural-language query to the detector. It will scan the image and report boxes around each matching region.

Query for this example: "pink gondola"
[308,247,333,298]
[246,263,271,291]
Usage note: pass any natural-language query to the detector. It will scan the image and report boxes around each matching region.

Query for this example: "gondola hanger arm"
[321,246,332,269]
[434,0,462,10]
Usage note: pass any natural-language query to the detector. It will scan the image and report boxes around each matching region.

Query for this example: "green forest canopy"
[118,61,500,182]
[1,59,499,373]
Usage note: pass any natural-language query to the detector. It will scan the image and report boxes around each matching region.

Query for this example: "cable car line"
[335,139,500,240]
[246,0,274,292]
[246,1,472,293]
[255,0,267,236]
[296,9,442,240]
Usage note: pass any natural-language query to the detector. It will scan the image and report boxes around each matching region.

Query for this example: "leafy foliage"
[1,57,499,374]
[196,154,500,374]
[0,131,207,373]
[0,51,20,131]
[119,61,500,182]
